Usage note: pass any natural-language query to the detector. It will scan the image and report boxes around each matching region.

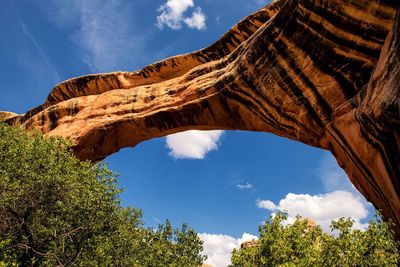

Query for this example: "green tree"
[0,123,205,266]
[230,213,399,267]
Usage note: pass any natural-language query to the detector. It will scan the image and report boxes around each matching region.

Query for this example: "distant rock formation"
[239,218,317,249]
[306,218,317,228]
[2,0,399,238]
[1,111,18,120]
[240,240,258,249]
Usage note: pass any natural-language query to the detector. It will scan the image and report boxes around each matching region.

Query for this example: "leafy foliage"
[230,213,399,267]
[0,123,205,266]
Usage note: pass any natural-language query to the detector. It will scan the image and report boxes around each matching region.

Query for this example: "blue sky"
[0,1,375,266]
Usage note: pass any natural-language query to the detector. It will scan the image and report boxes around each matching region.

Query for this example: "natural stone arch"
[2,0,399,238]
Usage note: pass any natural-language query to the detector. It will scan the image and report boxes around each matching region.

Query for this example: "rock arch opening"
[104,129,373,236]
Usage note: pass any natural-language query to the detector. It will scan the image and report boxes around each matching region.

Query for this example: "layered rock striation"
[2,0,399,237]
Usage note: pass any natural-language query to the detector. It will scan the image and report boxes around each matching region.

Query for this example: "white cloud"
[166,130,223,159]
[36,0,147,72]
[257,191,369,232]
[236,182,253,190]
[157,0,206,30]
[199,232,258,267]
[256,199,277,210]
[183,7,206,30]
[157,0,193,30]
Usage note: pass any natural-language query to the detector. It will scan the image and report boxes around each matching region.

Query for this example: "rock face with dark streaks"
[2,0,399,237]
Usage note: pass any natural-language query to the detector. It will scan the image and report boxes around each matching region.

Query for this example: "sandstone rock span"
[1,0,399,237]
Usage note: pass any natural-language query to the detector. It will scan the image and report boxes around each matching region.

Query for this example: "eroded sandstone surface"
[2,0,399,237]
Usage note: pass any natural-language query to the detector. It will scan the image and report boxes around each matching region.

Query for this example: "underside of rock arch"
[2,0,400,238]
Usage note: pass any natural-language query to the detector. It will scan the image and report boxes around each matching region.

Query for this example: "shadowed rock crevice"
[2,0,399,238]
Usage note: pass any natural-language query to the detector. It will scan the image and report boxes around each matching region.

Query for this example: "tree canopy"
[2,122,399,267]
[230,213,400,267]
[0,123,205,266]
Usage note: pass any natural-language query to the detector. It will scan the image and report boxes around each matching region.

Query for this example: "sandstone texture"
[1,0,399,238]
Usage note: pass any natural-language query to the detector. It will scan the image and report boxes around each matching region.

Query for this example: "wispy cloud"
[15,13,60,85]
[199,232,258,267]
[317,152,372,207]
[36,0,149,73]
[318,153,356,193]
[166,130,223,159]
[157,0,206,30]
[257,190,369,232]
[215,15,221,25]
[236,182,254,190]
[255,0,269,6]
